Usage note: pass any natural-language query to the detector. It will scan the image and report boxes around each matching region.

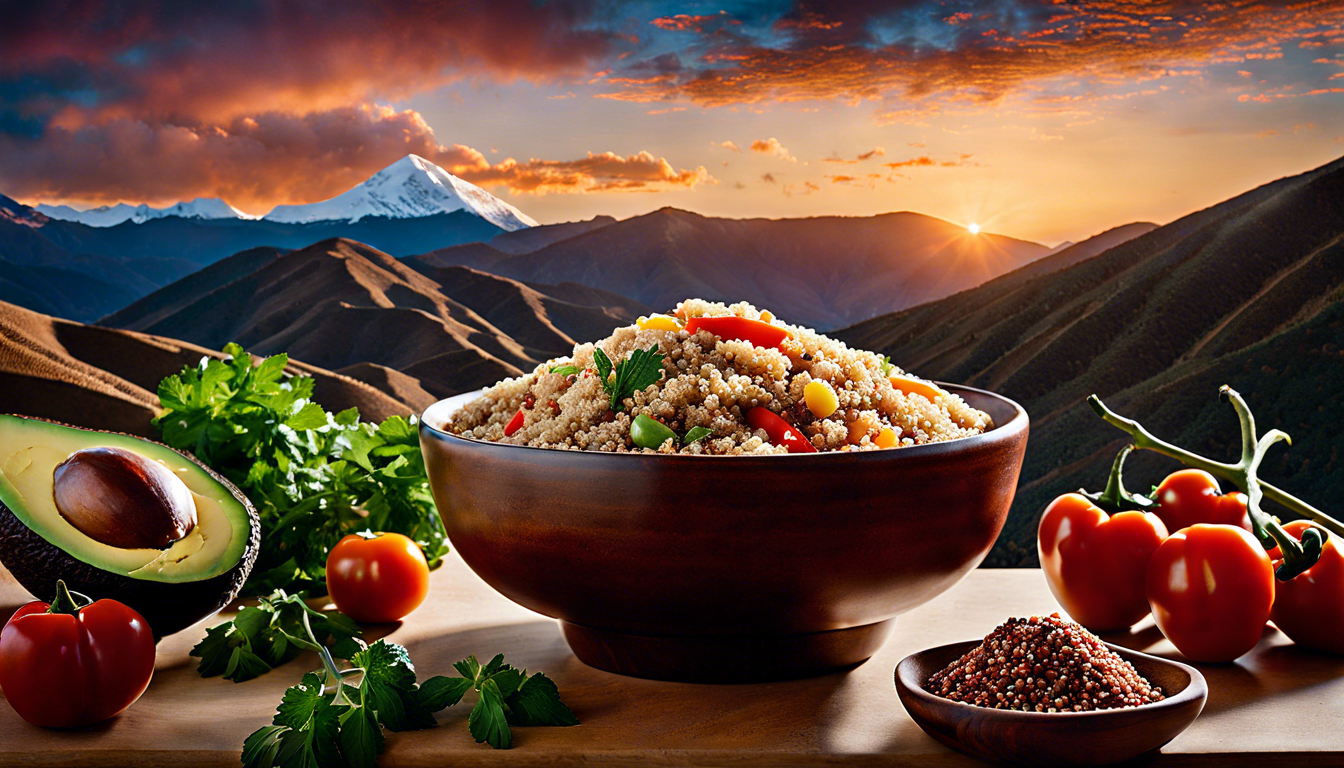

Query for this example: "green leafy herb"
[241,637,577,766]
[549,364,579,376]
[683,426,713,445]
[450,653,579,749]
[190,589,361,683]
[154,343,449,595]
[593,344,664,413]
[878,354,895,378]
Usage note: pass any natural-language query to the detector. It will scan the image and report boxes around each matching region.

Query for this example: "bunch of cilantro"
[154,343,449,595]
[193,594,576,763]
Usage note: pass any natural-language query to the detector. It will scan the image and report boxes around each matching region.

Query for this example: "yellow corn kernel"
[638,314,682,332]
[759,310,774,323]
[803,380,839,418]
[875,428,898,449]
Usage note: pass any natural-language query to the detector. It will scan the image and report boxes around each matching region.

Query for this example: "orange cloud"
[1,105,712,209]
[751,137,797,162]
[651,12,741,33]
[600,1,1344,114]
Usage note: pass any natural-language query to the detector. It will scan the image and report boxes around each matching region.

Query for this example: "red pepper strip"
[504,409,525,436]
[746,407,817,453]
[685,316,789,351]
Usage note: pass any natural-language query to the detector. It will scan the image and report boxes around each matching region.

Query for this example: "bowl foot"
[560,620,894,683]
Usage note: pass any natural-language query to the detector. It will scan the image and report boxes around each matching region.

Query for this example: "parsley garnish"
[153,343,448,595]
[593,344,664,412]
[190,589,362,683]
[210,594,578,764]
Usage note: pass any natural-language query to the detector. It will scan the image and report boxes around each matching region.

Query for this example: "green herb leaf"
[549,364,579,376]
[505,673,579,727]
[153,344,449,596]
[683,426,713,445]
[338,708,383,768]
[416,676,472,711]
[191,590,362,682]
[596,345,664,412]
[352,640,436,732]
[468,679,512,749]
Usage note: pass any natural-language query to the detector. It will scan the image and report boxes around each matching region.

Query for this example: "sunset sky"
[1,1,1341,245]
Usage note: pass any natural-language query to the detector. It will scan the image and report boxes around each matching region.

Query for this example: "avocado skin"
[0,417,261,638]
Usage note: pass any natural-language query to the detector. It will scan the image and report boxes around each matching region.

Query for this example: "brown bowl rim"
[420,381,1028,462]
[895,638,1208,722]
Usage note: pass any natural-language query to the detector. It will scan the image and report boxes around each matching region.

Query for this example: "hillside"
[0,300,411,438]
[102,239,644,407]
[837,157,1344,565]
[422,208,1051,330]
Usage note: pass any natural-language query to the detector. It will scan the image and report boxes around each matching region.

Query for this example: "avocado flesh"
[0,417,247,583]
[0,414,260,636]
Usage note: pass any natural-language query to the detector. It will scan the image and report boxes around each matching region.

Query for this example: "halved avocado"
[0,415,260,636]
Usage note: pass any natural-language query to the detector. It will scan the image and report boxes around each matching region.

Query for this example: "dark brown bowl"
[420,383,1028,683]
[895,640,1207,765]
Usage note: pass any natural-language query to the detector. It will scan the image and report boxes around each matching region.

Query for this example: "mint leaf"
[506,673,579,727]
[468,679,512,749]
[684,426,712,445]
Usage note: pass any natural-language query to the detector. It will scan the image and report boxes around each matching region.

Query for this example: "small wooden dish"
[895,640,1207,766]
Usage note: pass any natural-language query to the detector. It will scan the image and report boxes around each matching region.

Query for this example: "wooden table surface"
[1,554,1341,767]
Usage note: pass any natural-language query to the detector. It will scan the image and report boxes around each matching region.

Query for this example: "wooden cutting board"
[0,554,1341,767]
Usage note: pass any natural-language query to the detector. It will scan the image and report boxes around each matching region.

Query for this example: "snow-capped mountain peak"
[261,154,537,231]
[35,198,257,227]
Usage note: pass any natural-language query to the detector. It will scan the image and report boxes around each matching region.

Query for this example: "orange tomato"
[326,532,430,624]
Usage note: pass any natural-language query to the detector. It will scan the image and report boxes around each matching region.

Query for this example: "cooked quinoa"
[448,299,992,455]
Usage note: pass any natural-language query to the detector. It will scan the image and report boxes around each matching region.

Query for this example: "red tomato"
[326,532,430,623]
[1146,524,1275,662]
[0,582,156,727]
[1271,521,1344,654]
[1038,493,1169,631]
[685,316,789,350]
[745,407,817,453]
[1153,469,1251,533]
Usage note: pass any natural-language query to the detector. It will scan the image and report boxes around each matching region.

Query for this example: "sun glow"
[967,222,980,235]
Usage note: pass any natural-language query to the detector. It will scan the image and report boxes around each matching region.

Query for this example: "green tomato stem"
[45,580,90,615]
[299,603,349,707]
[1087,387,1342,580]
[1088,444,1156,514]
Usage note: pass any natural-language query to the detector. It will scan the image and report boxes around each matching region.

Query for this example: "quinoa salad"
[448,299,993,455]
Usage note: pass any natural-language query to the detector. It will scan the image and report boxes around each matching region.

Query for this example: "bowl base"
[560,619,894,683]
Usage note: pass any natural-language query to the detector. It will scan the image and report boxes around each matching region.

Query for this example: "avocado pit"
[52,446,197,550]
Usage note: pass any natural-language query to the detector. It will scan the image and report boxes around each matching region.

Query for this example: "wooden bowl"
[420,384,1029,683]
[895,640,1207,765]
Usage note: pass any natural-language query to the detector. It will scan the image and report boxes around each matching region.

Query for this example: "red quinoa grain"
[925,614,1164,713]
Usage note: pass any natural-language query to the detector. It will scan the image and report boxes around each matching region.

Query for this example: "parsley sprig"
[190,589,362,683]
[593,344,664,412]
[153,343,449,595]
[205,594,578,766]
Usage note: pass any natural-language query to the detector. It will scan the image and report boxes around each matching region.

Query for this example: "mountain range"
[0,156,535,322]
[417,208,1053,329]
[837,156,1344,565]
[102,238,646,410]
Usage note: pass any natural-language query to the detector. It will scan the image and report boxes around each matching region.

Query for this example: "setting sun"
[968,223,980,235]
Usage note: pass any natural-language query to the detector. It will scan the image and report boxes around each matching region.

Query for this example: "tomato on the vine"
[0,581,155,728]
[1153,469,1251,533]
[1146,524,1275,662]
[326,532,430,624]
[1270,521,1344,654]
[1038,493,1169,631]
